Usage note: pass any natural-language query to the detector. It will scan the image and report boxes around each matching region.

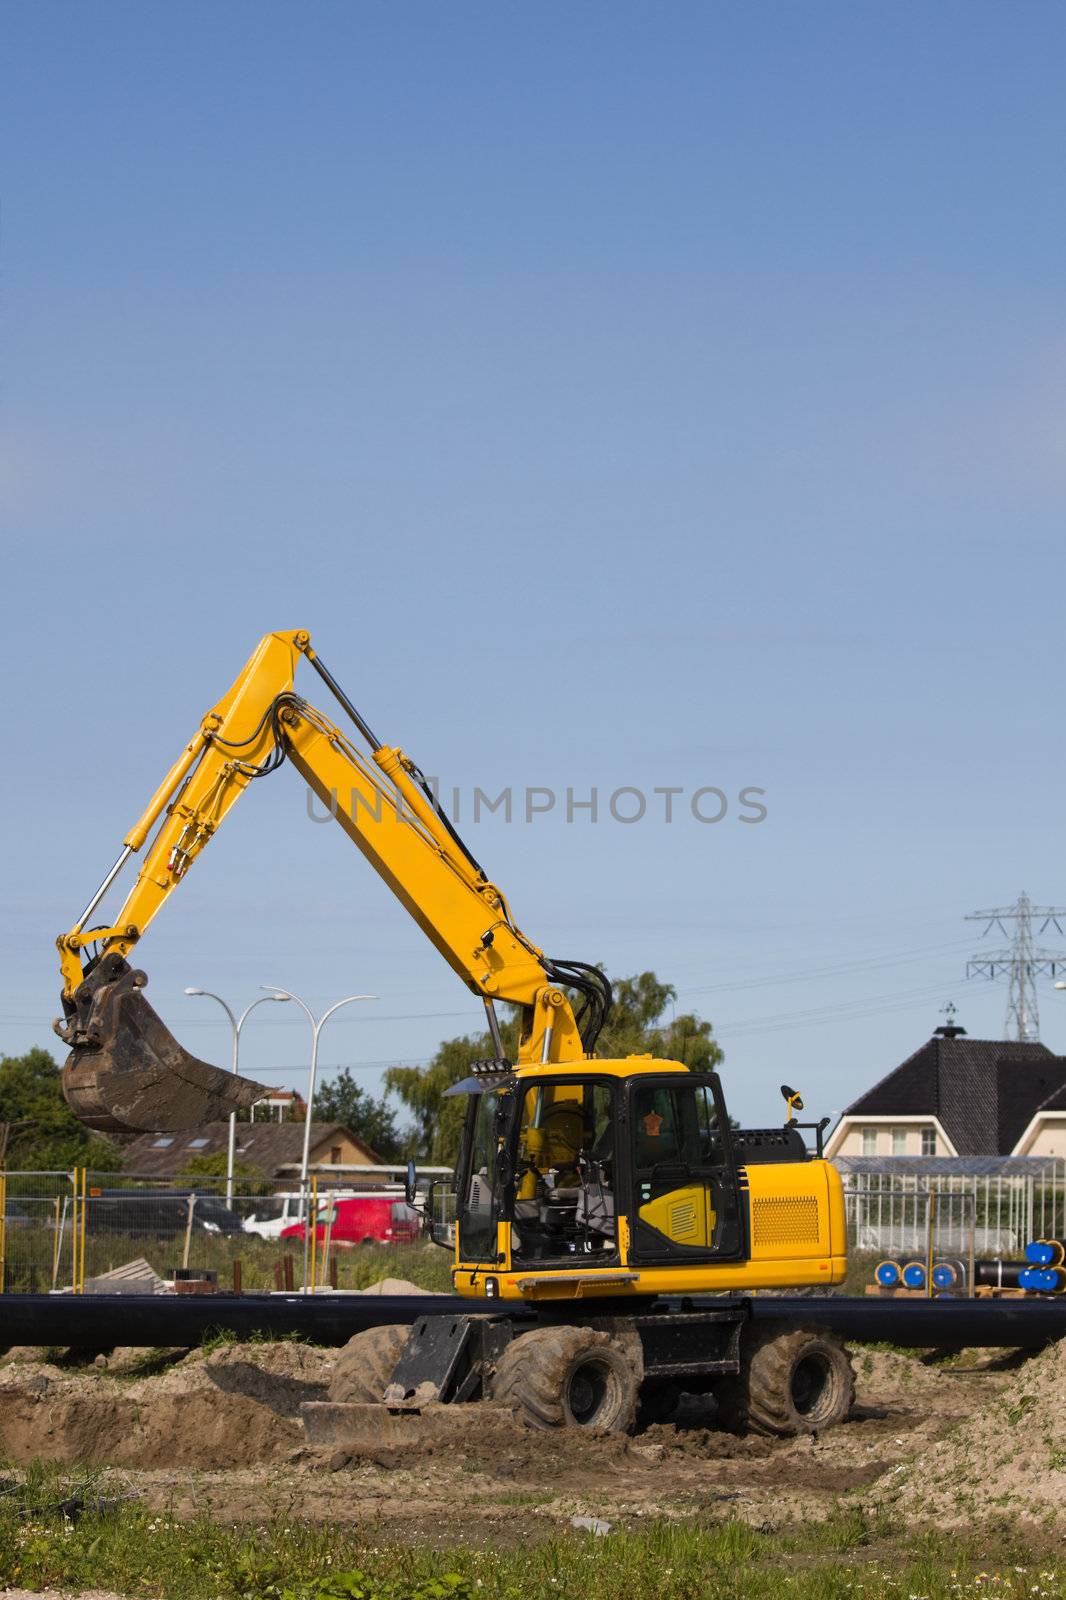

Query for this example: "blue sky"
[4,2,1066,1129]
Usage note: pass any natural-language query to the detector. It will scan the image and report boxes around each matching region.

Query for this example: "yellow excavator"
[56,629,852,1434]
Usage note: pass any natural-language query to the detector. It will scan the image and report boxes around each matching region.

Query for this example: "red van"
[280,1193,421,1248]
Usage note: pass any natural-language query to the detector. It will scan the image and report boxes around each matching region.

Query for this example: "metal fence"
[0,1168,446,1295]
[835,1156,1066,1258]
[5,1156,1061,1296]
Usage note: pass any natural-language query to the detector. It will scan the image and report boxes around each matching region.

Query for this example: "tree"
[386,1031,498,1165]
[0,1048,120,1171]
[596,972,723,1074]
[313,1068,403,1162]
[384,971,721,1164]
[182,1149,272,1197]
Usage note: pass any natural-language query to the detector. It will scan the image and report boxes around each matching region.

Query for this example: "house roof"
[842,1032,1066,1156]
[1034,1079,1066,1115]
[122,1121,382,1178]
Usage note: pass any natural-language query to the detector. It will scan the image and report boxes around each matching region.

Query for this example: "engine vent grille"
[752,1194,820,1247]
[669,1199,698,1239]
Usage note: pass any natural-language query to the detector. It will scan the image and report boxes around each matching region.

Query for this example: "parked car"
[84,1189,244,1238]
[280,1193,421,1248]
[241,1192,307,1240]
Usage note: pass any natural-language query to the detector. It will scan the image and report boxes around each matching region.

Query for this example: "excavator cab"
[438,1059,846,1303]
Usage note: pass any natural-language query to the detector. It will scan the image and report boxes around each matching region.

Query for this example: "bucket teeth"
[60,956,268,1134]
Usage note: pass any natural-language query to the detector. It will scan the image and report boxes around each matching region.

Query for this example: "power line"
[716,979,956,1039]
[677,937,974,998]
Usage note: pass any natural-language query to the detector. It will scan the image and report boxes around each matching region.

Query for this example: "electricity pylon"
[966,892,1066,1042]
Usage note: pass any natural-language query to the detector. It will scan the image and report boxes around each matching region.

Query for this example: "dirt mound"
[850,1347,958,1407]
[356,1277,441,1296]
[864,1336,1066,1527]
[0,1341,331,1470]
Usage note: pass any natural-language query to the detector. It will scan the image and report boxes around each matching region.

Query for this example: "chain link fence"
[0,1169,445,1295]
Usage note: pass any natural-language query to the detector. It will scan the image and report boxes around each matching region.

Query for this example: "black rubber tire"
[715,1324,855,1437]
[490,1325,639,1432]
[328,1324,410,1404]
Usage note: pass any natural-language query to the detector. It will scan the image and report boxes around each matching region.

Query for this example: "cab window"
[510,1080,616,1262]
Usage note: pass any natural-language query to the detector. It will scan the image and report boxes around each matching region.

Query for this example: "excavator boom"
[55,631,607,1133]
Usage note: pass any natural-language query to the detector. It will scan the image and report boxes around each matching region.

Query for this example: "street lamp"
[260,985,377,1292]
[184,988,290,1206]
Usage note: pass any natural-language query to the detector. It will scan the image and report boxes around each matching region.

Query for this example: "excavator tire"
[490,1325,639,1432]
[329,1324,411,1404]
[715,1324,855,1437]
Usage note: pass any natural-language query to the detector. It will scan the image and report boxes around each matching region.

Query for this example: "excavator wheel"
[715,1324,855,1437]
[329,1324,411,1404]
[490,1325,639,1432]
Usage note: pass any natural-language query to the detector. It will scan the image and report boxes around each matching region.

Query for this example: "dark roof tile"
[843,1036,1066,1155]
[123,1121,381,1177]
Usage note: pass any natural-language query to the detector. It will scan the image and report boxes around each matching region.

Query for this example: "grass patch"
[0,1470,1061,1600]
[2,1210,455,1296]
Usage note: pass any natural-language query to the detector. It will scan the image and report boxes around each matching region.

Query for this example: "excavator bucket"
[57,954,269,1135]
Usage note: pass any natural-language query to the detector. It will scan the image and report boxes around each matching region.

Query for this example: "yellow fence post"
[78,1167,88,1293]
[925,1187,936,1301]
[0,1171,7,1295]
[69,1169,79,1292]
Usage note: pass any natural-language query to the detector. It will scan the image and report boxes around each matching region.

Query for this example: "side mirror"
[425,1177,456,1250]
[780,1083,804,1123]
[405,1159,417,1206]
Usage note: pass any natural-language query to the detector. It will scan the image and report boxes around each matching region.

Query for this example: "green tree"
[0,1048,120,1171]
[182,1149,273,1196]
[385,972,720,1164]
[386,1033,496,1165]
[596,972,723,1073]
[313,1069,403,1161]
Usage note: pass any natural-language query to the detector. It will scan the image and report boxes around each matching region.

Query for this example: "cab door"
[626,1074,742,1264]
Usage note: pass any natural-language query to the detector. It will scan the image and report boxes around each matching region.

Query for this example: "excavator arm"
[55,630,609,1133]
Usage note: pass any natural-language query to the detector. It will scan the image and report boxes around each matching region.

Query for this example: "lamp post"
[260,986,377,1292]
[184,988,290,1206]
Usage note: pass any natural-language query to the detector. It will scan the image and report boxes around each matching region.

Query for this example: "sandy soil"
[863,1337,1066,1528]
[0,1338,1037,1546]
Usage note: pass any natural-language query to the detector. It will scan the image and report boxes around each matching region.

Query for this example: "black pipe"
[3,1291,1066,1351]
[0,1294,483,1349]
[745,1294,1066,1349]
[973,1261,1026,1290]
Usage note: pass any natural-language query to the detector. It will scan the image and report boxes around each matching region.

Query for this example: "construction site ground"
[1,1324,1063,1552]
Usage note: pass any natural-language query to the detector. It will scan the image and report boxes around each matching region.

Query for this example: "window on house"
[186,1138,210,1149]
[151,1137,174,1149]
[921,1128,936,1157]
[892,1129,906,1156]
[330,1146,342,1164]
[861,1128,876,1155]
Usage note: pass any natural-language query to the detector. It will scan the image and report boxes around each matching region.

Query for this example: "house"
[252,1088,306,1123]
[826,1022,1066,1160]
[122,1121,383,1180]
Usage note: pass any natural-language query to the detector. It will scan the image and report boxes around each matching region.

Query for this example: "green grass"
[2,1227,454,1297]
[0,1472,1061,1600]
